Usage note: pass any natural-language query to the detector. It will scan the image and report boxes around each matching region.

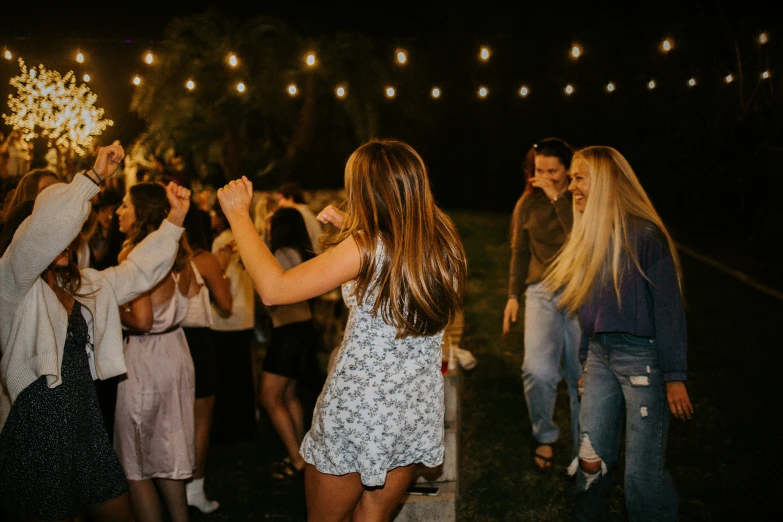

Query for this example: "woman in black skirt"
[0,143,191,521]
[260,207,322,480]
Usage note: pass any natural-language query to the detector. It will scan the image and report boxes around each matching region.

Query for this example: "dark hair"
[269,207,315,263]
[183,205,212,253]
[278,181,306,204]
[533,137,574,170]
[1,168,60,221]
[0,200,35,256]
[123,182,190,272]
[0,200,84,296]
[210,204,229,234]
[93,188,123,210]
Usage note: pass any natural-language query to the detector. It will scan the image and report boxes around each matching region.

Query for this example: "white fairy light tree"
[3,58,113,159]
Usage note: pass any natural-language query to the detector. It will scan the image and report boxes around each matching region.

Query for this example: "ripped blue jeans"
[570,333,678,522]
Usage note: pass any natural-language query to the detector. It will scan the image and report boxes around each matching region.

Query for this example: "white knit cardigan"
[0,174,184,405]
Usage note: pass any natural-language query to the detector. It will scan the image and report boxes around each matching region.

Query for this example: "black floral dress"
[0,301,128,520]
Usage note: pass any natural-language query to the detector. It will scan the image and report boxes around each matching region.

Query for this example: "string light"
[336,85,347,98]
[287,84,298,96]
[6,29,773,112]
[3,58,113,156]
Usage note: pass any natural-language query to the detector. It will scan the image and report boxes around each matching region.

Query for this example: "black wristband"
[83,168,102,186]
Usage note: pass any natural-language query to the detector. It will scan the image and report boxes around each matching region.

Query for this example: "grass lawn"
[451,209,779,521]
[193,209,779,521]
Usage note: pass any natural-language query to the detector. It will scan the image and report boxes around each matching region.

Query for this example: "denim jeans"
[522,282,582,452]
[572,333,678,522]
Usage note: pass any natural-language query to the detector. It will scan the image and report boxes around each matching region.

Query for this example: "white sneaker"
[456,347,477,370]
[187,494,219,514]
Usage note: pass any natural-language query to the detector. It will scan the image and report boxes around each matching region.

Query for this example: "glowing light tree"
[3,58,113,176]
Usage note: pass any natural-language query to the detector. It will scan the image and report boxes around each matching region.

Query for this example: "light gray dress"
[300,270,445,487]
[114,273,195,480]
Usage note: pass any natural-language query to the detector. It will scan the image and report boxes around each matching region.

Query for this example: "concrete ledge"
[393,480,456,522]
[417,421,457,483]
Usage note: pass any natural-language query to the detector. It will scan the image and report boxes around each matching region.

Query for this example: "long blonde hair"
[326,138,468,338]
[543,146,683,314]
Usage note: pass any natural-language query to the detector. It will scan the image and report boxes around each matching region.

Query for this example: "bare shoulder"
[117,246,133,263]
[193,249,219,270]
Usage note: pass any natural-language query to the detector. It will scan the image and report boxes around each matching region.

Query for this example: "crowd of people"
[0,132,693,522]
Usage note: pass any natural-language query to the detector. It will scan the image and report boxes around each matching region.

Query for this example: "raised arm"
[217,177,360,306]
[96,182,189,308]
[0,144,125,303]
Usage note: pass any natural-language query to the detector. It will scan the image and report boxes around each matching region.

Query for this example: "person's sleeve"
[95,220,184,306]
[507,197,530,299]
[0,175,97,304]
[647,235,688,382]
[552,196,574,232]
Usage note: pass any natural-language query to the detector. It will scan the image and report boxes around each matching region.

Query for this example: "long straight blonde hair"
[543,146,683,314]
[326,138,468,338]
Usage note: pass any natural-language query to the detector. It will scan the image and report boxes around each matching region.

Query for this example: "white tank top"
[182,260,213,328]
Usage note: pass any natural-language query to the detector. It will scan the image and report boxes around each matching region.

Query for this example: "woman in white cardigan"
[0,143,191,522]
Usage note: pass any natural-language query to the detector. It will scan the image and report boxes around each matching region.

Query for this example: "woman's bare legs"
[186,394,219,512]
[261,371,306,472]
[304,463,417,522]
[304,466,364,522]
[193,395,216,479]
[128,478,188,522]
[352,464,417,522]
[285,381,306,447]
[128,479,163,522]
[154,478,189,522]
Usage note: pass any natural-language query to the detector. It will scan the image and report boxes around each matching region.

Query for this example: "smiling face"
[116,193,137,233]
[534,155,570,193]
[569,159,591,213]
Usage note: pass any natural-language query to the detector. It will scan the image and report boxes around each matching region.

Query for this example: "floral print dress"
[300,272,445,487]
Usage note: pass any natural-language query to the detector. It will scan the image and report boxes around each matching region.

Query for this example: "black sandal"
[533,445,555,472]
[272,458,304,480]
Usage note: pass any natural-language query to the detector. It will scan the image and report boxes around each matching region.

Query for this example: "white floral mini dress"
[300,275,445,486]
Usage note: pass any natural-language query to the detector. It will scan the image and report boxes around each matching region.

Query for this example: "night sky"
[0,1,777,220]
